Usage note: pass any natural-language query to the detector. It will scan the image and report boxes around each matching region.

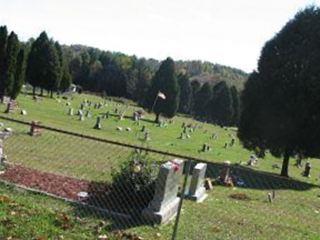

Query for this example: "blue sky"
[0,0,319,72]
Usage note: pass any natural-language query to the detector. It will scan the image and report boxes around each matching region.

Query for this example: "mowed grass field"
[0,92,319,239]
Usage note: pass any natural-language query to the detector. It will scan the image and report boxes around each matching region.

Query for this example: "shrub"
[111,149,159,210]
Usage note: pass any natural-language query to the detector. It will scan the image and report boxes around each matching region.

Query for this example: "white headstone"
[142,159,184,224]
[186,163,207,202]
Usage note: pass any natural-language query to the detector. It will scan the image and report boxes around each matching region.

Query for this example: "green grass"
[0,92,319,239]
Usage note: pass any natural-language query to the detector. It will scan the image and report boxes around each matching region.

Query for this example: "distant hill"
[64,44,248,90]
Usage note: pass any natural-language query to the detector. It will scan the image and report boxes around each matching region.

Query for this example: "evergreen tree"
[135,59,152,107]
[0,26,7,97]
[11,49,24,99]
[209,81,234,126]
[4,31,20,96]
[193,82,212,119]
[60,63,72,91]
[43,41,60,97]
[230,86,240,126]
[26,31,50,96]
[54,41,63,91]
[178,73,192,114]
[148,57,180,122]
[190,80,201,114]
[239,7,320,177]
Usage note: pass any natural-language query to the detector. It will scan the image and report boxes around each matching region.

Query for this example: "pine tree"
[43,41,60,97]
[148,57,180,122]
[178,73,192,114]
[193,82,212,119]
[209,81,234,126]
[4,31,20,97]
[11,49,24,99]
[134,59,152,107]
[0,26,7,98]
[26,31,50,96]
[230,86,240,126]
[59,63,72,91]
[54,41,63,91]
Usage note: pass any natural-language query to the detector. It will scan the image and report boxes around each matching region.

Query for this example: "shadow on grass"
[200,162,318,191]
[73,181,156,231]
[73,162,319,231]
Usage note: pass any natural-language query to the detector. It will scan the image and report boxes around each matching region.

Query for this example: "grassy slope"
[0,93,319,239]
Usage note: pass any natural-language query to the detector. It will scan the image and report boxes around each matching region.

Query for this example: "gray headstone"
[186,163,207,202]
[79,112,84,121]
[94,116,101,129]
[21,109,27,115]
[142,159,184,224]
[85,110,92,118]
[68,108,74,116]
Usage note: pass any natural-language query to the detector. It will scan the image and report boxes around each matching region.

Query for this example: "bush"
[111,149,159,210]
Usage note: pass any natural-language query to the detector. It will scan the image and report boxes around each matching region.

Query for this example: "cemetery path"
[0,165,92,200]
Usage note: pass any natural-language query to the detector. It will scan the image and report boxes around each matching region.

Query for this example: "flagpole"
[151,92,159,113]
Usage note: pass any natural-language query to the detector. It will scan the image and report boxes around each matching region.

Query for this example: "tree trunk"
[40,88,43,96]
[50,90,53,98]
[32,87,35,97]
[280,150,290,177]
[155,113,160,123]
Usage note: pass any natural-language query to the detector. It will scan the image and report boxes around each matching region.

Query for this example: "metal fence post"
[171,159,192,240]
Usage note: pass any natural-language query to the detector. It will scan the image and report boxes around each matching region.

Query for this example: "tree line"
[66,45,244,125]
[0,27,72,100]
[0,26,246,126]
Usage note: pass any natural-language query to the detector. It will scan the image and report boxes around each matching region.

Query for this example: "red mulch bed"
[0,165,94,200]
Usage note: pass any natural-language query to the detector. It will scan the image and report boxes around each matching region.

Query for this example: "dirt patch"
[229,193,251,201]
[0,164,92,200]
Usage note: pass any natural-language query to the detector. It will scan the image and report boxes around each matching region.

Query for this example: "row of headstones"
[142,159,208,224]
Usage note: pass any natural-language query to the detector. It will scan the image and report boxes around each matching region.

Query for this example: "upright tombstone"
[94,116,101,129]
[85,110,92,118]
[142,159,184,224]
[29,121,43,136]
[303,162,311,177]
[78,110,84,121]
[5,100,17,113]
[2,96,10,104]
[68,108,74,116]
[77,109,83,116]
[186,163,208,202]
[0,131,11,166]
[105,111,110,119]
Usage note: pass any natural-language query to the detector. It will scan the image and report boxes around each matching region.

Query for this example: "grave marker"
[303,162,311,177]
[68,108,74,116]
[142,159,184,224]
[186,163,208,202]
[94,116,101,129]
[29,121,43,136]
[5,100,17,113]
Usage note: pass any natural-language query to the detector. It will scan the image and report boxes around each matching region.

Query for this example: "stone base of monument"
[186,187,208,203]
[142,197,180,224]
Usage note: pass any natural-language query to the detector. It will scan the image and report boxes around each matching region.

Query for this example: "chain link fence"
[0,115,317,240]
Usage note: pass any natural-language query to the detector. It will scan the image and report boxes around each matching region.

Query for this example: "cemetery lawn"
[0,93,319,181]
[0,93,319,239]
[0,180,320,239]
